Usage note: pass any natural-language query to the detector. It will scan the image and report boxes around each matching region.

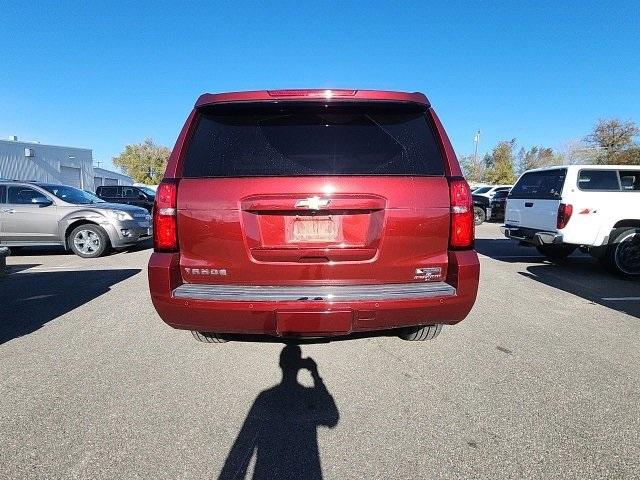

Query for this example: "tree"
[486,140,517,184]
[557,139,599,165]
[585,118,640,165]
[459,154,487,183]
[516,146,562,174]
[112,138,171,183]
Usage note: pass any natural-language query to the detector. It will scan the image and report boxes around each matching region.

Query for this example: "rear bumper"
[501,226,562,246]
[148,250,479,337]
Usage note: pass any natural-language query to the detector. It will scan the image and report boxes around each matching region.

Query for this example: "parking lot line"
[602,297,640,301]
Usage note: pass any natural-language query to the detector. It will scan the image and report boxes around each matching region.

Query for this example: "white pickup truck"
[502,165,640,277]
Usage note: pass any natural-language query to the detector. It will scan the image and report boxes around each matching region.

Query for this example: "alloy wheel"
[615,231,640,275]
[73,229,101,255]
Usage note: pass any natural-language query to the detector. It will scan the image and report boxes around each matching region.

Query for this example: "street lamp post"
[473,130,481,163]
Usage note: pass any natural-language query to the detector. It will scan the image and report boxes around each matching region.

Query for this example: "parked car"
[502,165,640,277]
[473,194,491,225]
[473,185,513,199]
[0,181,151,257]
[148,89,480,343]
[489,189,510,222]
[96,185,155,212]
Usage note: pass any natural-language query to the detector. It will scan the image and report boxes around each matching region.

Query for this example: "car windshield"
[138,186,156,196]
[474,187,491,194]
[40,185,105,204]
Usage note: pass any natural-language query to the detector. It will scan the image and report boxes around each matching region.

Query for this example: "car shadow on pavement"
[520,263,640,320]
[6,246,72,257]
[218,344,339,480]
[476,238,640,319]
[0,268,140,344]
[475,237,548,262]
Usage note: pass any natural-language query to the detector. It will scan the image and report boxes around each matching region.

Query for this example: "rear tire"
[399,324,442,341]
[68,224,110,258]
[535,244,575,260]
[603,228,640,278]
[191,331,228,343]
[474,207,486,225]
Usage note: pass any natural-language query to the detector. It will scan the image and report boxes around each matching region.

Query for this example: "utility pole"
[473,130,481,163]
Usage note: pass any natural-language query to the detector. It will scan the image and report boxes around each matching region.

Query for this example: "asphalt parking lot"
[1,223,639,479]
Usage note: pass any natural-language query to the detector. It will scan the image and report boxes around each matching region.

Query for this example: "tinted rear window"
[182,103,444,177]
[578,170,620,191]
[509,169,566,200]
[98,186,118,197]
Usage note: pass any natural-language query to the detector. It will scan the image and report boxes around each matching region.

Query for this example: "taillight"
[557,203,573,229]
[153,179,179,252]
[449,177,474,249]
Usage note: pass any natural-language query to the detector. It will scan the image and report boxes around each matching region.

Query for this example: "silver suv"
[0,181,152,258]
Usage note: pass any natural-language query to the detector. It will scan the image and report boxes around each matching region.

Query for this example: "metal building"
[0,137,132,191]
[93,167,133,188]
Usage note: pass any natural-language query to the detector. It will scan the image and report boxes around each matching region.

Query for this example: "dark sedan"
[473,194,490,225]
[489,190,510,222]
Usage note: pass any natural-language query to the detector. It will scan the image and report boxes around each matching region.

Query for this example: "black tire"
[535,244,576,260]
[474,206,486,226]
[398,324,442,341]
[603,227,640,278]
[68,224,110,258]
[191,331,228,343]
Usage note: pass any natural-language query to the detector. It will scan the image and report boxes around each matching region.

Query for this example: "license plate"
[291,217,338,242]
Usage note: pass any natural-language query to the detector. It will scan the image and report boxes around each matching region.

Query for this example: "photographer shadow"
[218,345,339,480]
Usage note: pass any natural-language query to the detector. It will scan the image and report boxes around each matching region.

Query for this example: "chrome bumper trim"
[172,282,456,302]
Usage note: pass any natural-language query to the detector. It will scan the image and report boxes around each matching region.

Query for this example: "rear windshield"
[182,103,444,177]
[509,169,566,200]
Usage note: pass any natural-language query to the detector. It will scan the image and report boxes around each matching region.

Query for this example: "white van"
[502,165,640,277]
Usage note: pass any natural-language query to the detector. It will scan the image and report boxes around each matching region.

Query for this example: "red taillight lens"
[557,203,573,229]
[153,179,179,252]
[449,177,474,249]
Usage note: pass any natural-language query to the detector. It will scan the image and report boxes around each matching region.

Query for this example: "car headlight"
[105,210,133,221]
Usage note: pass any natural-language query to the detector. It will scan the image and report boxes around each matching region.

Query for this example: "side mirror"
[31,196,53,207]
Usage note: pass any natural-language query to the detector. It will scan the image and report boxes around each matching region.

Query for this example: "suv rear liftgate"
[148,89,479,341]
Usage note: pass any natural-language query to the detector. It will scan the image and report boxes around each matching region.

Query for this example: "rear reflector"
[267,89,357,98]
[449,177,474,249]
[557,203,573,229]
[153,179,179,252]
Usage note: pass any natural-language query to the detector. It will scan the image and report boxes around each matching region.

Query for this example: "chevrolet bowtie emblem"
[295,196,331,210]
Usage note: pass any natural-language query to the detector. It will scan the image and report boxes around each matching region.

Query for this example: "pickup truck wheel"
[68,224,110,258]
[535,244,575,260]
[399,324,442,341]
[604,228,640,278]
[474,207,486,225]
[191,331,228,343]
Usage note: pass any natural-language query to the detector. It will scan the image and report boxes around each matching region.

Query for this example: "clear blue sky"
[2,1,639,172]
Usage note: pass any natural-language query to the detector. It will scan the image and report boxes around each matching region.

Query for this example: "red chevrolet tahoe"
[148,89,479,343]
